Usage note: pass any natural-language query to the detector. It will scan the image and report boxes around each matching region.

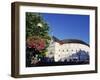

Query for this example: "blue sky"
[41,13,90,44]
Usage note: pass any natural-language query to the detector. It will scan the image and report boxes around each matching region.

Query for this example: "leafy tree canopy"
[26,12,51,56]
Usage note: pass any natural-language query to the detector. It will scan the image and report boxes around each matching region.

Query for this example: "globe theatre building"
[47,36,89,62]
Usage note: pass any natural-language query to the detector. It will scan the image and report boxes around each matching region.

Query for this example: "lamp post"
[37,23,43,28]
[35,22,43,36]
[34,22,43,63]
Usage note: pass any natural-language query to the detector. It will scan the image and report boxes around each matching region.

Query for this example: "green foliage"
[26,12,51,57]
[26,12,50,40]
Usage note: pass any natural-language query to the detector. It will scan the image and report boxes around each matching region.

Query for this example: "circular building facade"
[47,36,89,62]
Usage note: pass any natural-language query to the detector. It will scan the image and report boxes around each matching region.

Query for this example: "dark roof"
[52,36,60,42]
[52,36,89,47]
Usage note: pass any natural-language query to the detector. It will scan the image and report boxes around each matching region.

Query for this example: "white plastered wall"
[54,42,89,61]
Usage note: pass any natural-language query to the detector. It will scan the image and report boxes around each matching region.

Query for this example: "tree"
[26,12,51,66]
